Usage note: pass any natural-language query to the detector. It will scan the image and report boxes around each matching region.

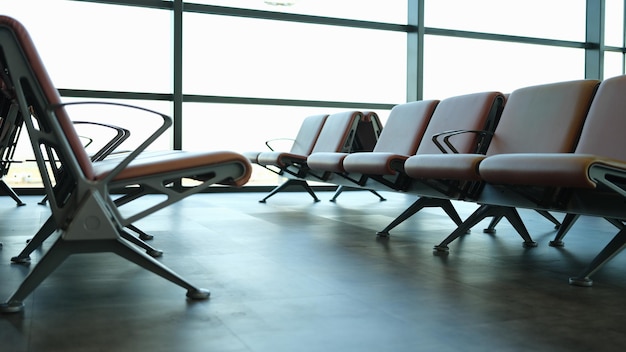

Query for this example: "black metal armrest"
[265,137,295,151]
[431,129,494,154]
[48,101,171,184]
[73,120,131,161]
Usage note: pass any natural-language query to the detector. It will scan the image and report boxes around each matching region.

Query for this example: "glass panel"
[604,52,625,78]
[3,0,171,93]
[188,0,408,23]
[423,36,585,99]
[183,13,406,104]
[182,103,391,186]
[425,0,586,41]
[605,0,625,47]
[8,99,173,189]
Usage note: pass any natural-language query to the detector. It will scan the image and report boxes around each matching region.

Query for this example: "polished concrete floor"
[1,190,626,351]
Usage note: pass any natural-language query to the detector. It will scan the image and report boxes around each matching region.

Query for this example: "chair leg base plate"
[147,249,164,258]
[186,288,210,300]
[10,256,30,264]
[0,301,24,314]
[569,277,593,287]
[549,240,564,247]
[523,241,538,248]
[433,245,450,254]
[139,233,154,241]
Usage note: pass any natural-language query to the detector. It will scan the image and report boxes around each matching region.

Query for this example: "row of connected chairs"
[245,109,386,202]
[308,91,506,234]
[0,15,254,313]
[268,75,626,287]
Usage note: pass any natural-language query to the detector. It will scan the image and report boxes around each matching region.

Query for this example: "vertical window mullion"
[407,0,423,102]
[586,0,605,79]
[173,0,183,151]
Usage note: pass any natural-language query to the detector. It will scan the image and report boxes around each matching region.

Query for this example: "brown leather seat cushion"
[93,150,252,186]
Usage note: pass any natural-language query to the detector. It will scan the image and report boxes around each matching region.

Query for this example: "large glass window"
[423,36,585,99]
[183,13,406,104]
[2,0,625,190]
[425,0,586,41]
[605,51,625,78]
[3,0,171,93]
[606,0,625,47]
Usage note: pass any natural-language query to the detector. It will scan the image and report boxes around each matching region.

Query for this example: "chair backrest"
[289,114,328,155]
[574,75,626,161]
[486,79,599,156]
[352,111,383,153]
[372,100,439,155]
[0,15,95,181]
[310,110,363,153]
[416,91,505,155]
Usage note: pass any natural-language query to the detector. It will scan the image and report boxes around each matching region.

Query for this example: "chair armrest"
[73,121,131,161]
[78,135,93,148]
[49,101,171,184]
[265,138,295,151]
[431,129,494,154]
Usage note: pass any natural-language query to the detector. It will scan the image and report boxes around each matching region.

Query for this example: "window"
[183,13,406,104]
[605,51,625,78]
[425,0,586,41]
[606,0,625,47]
[4,0,171,93]
[423,36,585,99]
[1,0,623,190]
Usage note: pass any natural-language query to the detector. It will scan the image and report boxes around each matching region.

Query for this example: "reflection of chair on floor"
[0,15,252,313]
[252,110,377,203]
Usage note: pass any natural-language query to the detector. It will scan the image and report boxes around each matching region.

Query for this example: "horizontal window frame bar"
[183,3,411,32]
[70,0,172,10]
[59,89,396,110]
[425,27,590,49]
[605,45,626,53]
[184,94,395,110]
